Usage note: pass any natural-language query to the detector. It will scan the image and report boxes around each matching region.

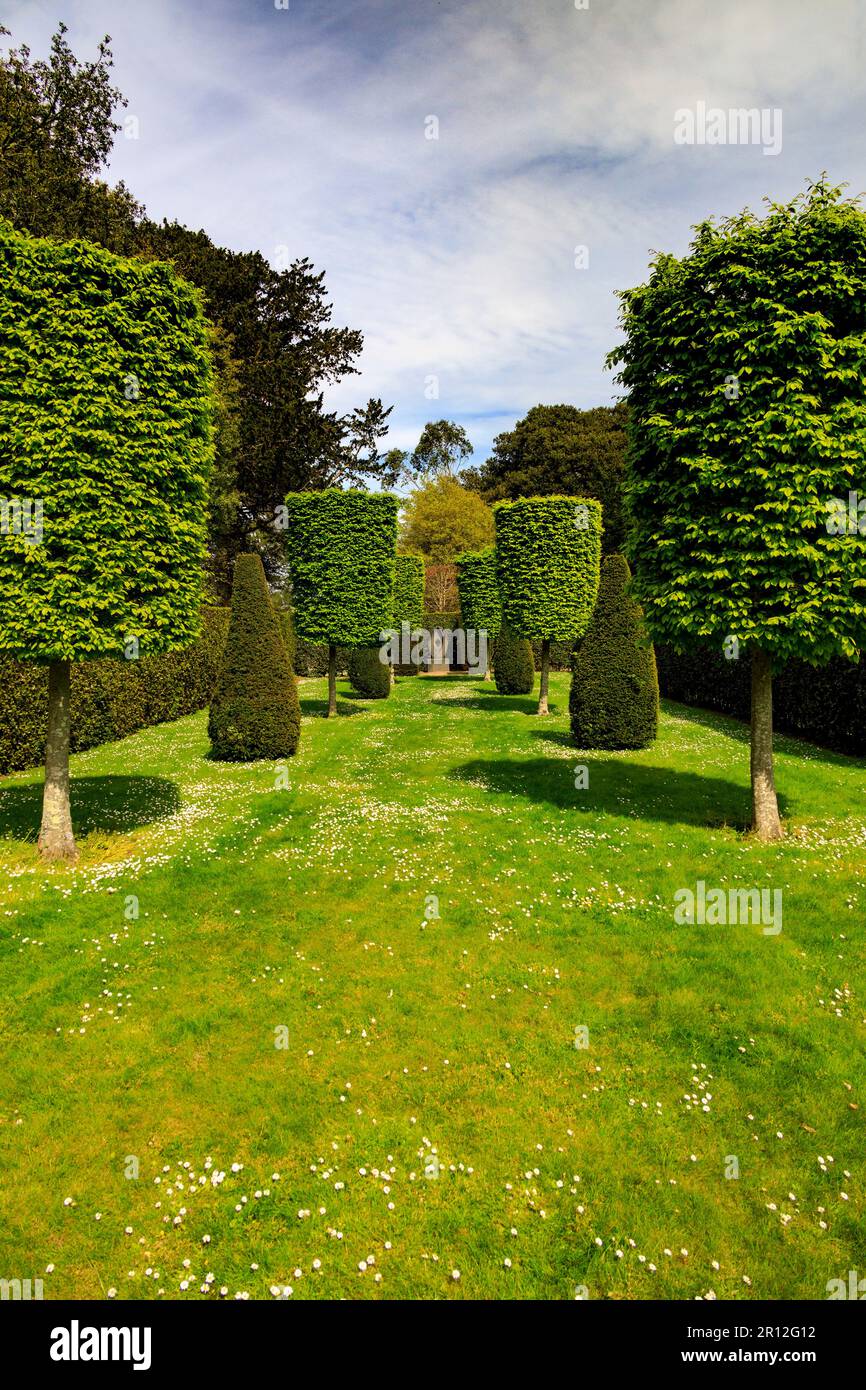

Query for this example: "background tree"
[424,564,459,614]
[209,555,301,759]
[0,219,214,860]
[284,490,398,716]
[400,476,494,565]
[570,554,658,748]
[608,180,866,839]
[456,548,501,678]
[466,403,628,554]
[0,22,141,252]
[494,497,602,714]
[393,419,474,483]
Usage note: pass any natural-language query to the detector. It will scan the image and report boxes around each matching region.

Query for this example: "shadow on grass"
[431,684,549,715]
[663,697,866,770]
[432,695,539,714]
[299,696,369,719]
[661,698,750,745]
[450,757,787,830]
[531,729,576,749]
[0,775,181,841]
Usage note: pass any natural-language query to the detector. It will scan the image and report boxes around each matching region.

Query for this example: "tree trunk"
[327,644,337,717]
[537,638,551,715]
[750,647,783,841]
[39,658,77,863]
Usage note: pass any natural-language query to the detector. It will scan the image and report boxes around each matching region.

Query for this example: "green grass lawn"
[0,672,864,1301]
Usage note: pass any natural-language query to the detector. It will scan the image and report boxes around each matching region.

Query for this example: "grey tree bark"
[750,647,783,841]
[38,658,77,862]
[537,638,551,715]
[327,644,337,717]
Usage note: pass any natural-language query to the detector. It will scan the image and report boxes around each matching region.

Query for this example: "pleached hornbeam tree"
[283,490,398,715]
[608,180,866,839]
[0,219,214,861]
[493,496,602,714]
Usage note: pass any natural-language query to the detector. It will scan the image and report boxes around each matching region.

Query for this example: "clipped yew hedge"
[292,640,350,677]
[424,610,460,630]
[0,608,229,775]
[275,603,297,669]
[209,555,300,760]
[529,639,574,671]
[570,554,658,748]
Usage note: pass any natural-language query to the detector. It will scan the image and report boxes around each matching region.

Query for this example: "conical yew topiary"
[493,626,535,695]
[569,553,658,749]
[209,554,301,760]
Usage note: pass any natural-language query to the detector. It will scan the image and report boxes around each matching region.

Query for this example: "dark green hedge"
[425,611,460,630]
[275,604,296,669]
[209,555,301,760]
[493,627,535,694]
[347,647,391,699]
[570,554,658,748]
[657,643,866,755]
[0,607,229,774]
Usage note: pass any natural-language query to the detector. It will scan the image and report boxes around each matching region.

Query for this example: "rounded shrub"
[493,627,535,695]
[209,554,301,760]
[347,646,391,699]
[569,553,658,749]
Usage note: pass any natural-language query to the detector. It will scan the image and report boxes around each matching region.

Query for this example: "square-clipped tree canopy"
[284,489,398,647]
[456,546,501,639]
[493,496,602,641]
[393,553,425,629]
[0,219,214,663]
[608,182,866,667]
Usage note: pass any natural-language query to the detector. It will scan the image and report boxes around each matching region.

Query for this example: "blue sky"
[5,0,866,465]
